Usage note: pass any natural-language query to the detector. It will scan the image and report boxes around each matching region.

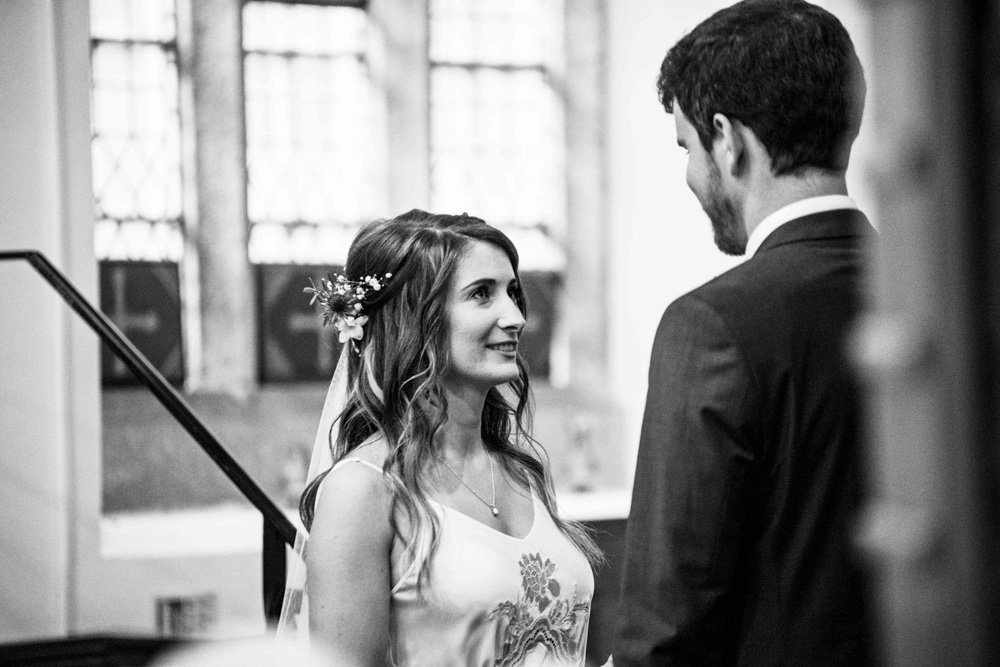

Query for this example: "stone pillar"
[370,0,430,214]
[855,1,998,664]
[0,0,98,641]
[564,0,610,390]
[189,0,256,396]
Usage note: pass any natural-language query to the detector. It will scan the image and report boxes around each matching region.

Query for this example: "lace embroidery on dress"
[490,553,591,666]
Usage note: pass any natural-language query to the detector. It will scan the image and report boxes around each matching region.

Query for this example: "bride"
[281,209,603,666]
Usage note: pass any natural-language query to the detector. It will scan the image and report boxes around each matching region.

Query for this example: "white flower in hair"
[335,315,368,344]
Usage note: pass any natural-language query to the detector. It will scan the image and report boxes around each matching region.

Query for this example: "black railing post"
[262,517,288,625]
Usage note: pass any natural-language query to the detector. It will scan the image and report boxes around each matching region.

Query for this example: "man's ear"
[712,113,745,176]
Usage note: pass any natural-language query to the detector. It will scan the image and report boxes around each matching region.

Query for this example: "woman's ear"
[711,112,745,176]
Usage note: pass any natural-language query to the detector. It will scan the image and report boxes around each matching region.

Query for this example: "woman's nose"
[498,296,526,333]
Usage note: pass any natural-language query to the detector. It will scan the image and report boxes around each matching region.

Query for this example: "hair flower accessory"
[304,271,393,353]
[335,315,368,344]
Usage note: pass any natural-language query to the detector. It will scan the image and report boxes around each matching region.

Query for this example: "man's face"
[673,103,746,256]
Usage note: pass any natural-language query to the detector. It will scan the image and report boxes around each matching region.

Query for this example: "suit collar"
[746,195,858,257]
[755,209,875,255]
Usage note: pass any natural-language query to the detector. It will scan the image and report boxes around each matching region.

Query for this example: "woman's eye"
[471,286,490,300]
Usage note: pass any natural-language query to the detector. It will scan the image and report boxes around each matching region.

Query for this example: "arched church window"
[243,0,377,267]
[91,0,184,263]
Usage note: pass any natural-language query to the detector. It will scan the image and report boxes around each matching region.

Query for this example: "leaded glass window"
[90,0,184,262]
[243,1,379,265]
[429,0,565,242]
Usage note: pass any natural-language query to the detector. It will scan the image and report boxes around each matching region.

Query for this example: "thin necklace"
[438,453,499,517]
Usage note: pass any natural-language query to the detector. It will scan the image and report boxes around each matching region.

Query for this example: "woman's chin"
[444,361,522,393]
[480,367,521,390]
[494,364,522,386]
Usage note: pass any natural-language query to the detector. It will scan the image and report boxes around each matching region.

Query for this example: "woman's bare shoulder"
[307,435,391,519]
[311,438,394,543]
[324,435,393,496]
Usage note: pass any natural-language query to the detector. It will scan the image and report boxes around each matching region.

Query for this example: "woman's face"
[443,240,525,394]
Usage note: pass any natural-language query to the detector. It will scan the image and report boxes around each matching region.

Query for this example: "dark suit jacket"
[614,209,877,666]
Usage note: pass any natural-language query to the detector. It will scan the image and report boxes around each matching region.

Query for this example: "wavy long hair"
[300,209,603,587]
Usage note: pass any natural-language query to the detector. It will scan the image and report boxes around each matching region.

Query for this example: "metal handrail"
[0,250,296,622]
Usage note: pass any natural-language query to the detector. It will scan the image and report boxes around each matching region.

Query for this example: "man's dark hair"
[657,0,865,176]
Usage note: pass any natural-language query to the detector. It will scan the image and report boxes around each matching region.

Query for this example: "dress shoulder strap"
[330,457,384,475]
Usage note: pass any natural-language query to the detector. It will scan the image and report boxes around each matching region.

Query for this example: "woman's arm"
[306,460,394,666]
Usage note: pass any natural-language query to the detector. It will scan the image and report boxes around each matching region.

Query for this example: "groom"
[615,1,876,665]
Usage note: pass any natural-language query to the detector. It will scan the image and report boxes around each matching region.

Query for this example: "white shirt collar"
[744,194,858,258]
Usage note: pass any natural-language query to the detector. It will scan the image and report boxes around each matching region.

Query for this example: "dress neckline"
[430,488,539,542]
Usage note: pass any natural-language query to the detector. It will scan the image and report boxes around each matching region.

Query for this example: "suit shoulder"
[655,259,789,354]
[656,284,737,347]
[662,264,754,321]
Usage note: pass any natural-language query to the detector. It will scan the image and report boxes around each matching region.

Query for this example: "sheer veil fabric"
[276,344,351,643]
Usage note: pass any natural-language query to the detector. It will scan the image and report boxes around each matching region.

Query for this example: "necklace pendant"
[491,505,500,517]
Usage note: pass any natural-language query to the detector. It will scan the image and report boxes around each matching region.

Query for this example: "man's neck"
[742,170,848,239]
